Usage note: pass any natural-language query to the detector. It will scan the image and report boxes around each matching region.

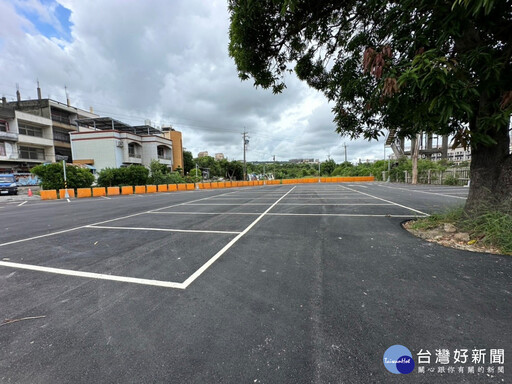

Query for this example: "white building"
[70,117,173,173]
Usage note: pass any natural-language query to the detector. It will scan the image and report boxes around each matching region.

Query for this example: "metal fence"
[382,168,470,185]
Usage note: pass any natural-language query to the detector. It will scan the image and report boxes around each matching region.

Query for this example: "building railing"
[51,114,71,124]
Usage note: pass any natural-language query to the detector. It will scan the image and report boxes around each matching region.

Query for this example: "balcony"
[51,114,71,124]
[0,131,18,141]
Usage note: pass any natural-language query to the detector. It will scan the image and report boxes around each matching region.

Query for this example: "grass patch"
[410,206,512,255]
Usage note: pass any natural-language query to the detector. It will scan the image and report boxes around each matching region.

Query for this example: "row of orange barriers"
[39,176,374,200]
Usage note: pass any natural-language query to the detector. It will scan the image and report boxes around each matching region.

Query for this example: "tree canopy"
[228,0,512,211]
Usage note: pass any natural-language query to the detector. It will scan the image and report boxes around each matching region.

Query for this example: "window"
[53,128,70,143]
[157,145,171,159]
[18,123,43,137]
[128,142,141,158]
[19,146,45,160]
[0,120,7,132]
[0,142,5,156]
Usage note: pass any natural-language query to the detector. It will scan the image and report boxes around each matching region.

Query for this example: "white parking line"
[187,203,272,206]
[17,201,27,206]
[277,203,392,206]
[339,185,429,216]
[180,187,296,288]
[378,184,467,199]
[267,213,419,218]
[0,261,185,289]
[85,225,241,235]
[150,211,261,215]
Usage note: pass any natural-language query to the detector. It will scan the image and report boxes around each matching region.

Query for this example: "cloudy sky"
[0,0,389,163]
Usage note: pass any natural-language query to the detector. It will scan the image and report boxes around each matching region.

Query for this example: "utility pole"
[242,131,249,181]
[272,155,276,180]
[343,142,348,163]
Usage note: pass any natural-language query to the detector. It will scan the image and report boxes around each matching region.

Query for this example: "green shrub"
[166,172,186,184]
[443,174,459,185]
[31,163,94,190]
[96,165,149,187]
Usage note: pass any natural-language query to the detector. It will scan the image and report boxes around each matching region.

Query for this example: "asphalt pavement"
[0,183,510,383]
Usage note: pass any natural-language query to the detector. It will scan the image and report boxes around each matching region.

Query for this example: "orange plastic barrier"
[92,187,106,197]
[45,190,59,199]
[177,184,187,191]
[59,189,75,199]
[157,184,168,192]
[107,187,120,196]
[121,186,133,195]
[186,183,195,190]
[40,190,58,200]
[134,185,146,194]
[146,185,157,193]
[168,184,178,192]
[76,188,92,198]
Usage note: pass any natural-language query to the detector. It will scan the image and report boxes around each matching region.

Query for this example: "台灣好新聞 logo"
[383,345,415,374]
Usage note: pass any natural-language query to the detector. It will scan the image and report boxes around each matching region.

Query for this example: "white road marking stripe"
[187,203,272,206]
[17,201,27,206]
[267,213,424,217]
[0,226,86,248]
[181,186,296,288]
[0,261,185,289]
[277,203,392,206]
[85,225,241,235]
[150,212,261,215]
[339,185,429,216]
[378,184,467,199]
[150,211,418,217]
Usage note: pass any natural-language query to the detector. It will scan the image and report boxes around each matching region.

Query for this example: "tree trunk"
[411,134,420,184]
[465,119,512,213]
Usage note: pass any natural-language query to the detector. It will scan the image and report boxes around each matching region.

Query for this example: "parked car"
[0,174,18,195]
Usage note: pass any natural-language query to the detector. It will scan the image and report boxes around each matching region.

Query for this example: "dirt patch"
[402,220,503,255]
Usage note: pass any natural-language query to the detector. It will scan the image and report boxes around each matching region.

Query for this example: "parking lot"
[0,183,510,383]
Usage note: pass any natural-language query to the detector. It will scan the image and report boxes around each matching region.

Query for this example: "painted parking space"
[0,185,295,289]
[0,183,430,290]
[1,182,511,384]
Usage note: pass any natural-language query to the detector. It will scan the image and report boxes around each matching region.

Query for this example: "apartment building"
[0,105,56,172]
[0,89,98,172]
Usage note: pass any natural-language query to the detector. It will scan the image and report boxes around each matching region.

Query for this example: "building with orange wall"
[162,127,184,172]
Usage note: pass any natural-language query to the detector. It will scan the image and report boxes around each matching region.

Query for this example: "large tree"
[228,0,512,212]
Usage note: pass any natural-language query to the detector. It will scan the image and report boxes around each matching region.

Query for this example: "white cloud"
[0,0,385,163]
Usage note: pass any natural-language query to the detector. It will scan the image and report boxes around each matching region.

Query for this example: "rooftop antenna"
[37,79,42,100]
[65,85,70,106]
[16,83,21,102]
